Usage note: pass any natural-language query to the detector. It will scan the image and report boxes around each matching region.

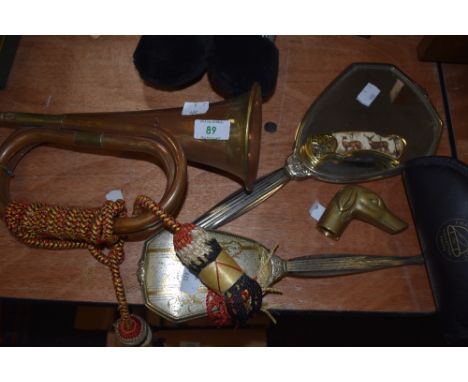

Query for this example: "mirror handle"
[194,168,290,229]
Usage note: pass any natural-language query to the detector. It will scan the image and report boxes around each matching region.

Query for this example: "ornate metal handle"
[194,168,290,229]
[285,254,424,277]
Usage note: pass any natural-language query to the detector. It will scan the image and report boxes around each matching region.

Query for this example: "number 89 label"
[194,119,230,140]
[206,125,217,135]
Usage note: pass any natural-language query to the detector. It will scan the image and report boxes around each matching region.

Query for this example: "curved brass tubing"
[0,127,187,241]
[317,185,408,240]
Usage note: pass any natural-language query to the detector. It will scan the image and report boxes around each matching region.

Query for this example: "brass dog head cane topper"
[317,185,408,240]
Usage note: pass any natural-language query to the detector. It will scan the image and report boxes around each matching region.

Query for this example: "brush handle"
[285,254,424,277]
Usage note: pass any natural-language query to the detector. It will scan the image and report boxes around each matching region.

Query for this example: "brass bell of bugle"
[317,185,408,240]
[0,83,263,192]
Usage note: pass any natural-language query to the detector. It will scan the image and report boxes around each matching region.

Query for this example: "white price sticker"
[180,267,202,294]
[356,82,381,107]
[182,101,209,116]
[194,119,230,140]
[309,200,326,221]
[106,189,124,202]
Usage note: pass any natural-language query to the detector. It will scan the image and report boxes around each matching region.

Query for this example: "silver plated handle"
[194,167,290,229]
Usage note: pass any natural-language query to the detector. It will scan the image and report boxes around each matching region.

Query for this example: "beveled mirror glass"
[291,63,442,182]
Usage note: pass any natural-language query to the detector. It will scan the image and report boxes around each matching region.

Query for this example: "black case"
[403,156,468,344]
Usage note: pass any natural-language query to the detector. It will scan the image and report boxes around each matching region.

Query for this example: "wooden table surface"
[0,36,453,314]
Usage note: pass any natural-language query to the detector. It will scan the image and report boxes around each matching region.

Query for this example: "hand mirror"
[139,229,422,322]
[140,63,442,321]
[290,62,441,182]
[193,62,443,227]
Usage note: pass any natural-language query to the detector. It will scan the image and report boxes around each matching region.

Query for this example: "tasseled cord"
[4,199,152,346]
[4,195,273,339]
[135,196,271,327]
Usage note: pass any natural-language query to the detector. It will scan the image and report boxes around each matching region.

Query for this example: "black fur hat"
[133,36,212,90]
[207,36,278,101]
[133,35,278,100]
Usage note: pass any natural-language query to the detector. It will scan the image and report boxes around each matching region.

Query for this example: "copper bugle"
[317,185,408,240]
[0,127,187,241]
[0,83,263,192]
